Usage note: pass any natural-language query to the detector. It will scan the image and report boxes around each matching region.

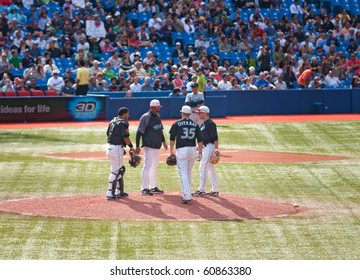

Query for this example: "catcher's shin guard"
[116,166,128,197]
[108,171,118,196]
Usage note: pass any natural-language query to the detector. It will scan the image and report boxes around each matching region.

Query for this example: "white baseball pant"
[106,144,124,191]
[141,147,160,190]
[176,146,197,200]
[198,143,219,193]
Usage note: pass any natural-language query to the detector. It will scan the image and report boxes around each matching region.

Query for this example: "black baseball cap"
[191,82,198,87]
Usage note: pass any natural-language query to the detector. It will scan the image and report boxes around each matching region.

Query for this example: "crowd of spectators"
[0,0,360,97]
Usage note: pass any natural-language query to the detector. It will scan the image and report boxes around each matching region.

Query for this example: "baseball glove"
[166,155,177,166]
[129,152,141,167]
[209,150,221,164]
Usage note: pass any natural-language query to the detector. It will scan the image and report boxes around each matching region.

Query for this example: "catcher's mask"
[166,155,177,166]
[129,153,142,167]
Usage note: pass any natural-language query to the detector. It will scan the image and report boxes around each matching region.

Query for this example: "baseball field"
[0,115,360,260]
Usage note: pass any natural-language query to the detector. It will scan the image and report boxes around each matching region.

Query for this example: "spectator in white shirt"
[47,69,65,95]
[194,34,210,49]
[77,37,90,55]
[325,71,342,87]
[183,18,195,35]
[130,77,142,92]
[217,74,232,90]
[138,0,151,13]
[270,62,284,83]
[148,12,163,31]
[274,75,288,90]
[290,0,303,18]
[22,0,34,9]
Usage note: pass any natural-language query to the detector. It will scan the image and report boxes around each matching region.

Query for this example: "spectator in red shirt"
[297,67,317,88]
[252,22,265,38]
[346,52,360,76]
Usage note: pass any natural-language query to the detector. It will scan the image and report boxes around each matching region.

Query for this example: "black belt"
[109,143,124,147]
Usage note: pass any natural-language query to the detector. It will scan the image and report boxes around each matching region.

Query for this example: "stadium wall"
[1,89,360,122]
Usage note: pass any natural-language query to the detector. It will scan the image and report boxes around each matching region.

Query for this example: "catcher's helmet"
[166,155,177,166]
[129,153,142,167]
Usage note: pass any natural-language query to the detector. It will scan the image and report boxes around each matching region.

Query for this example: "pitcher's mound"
[0,192,301,221]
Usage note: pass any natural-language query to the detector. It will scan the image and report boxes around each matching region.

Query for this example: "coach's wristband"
[128,143,133,148]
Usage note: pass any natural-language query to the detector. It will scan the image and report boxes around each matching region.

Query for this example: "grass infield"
[0,120,359,260]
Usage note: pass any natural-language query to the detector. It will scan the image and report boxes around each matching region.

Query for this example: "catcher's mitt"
[209,150,220,164]
[129,152,141,167]
[166,155,177,166]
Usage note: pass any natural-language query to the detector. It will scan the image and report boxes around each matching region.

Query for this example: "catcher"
[194,106,220,196]
[105,107,135,200]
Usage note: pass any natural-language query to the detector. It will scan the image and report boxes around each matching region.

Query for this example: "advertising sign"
[0,96,106,122]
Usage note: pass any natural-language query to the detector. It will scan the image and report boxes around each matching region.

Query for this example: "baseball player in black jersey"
[194,106,220,196]
[106,107,135,200]
[136,99,168,196]
[169,105,203,204]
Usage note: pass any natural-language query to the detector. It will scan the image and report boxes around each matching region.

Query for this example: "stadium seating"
[31,90,45,96]
[45,90,57,96]
[127,12,138,26]
[3,91,17,97]
[18,90,31,96]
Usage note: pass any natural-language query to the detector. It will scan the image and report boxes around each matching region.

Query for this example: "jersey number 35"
[181,127,196,139]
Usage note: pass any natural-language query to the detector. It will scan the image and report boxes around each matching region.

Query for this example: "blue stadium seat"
[99,53,111,62]
[9,68,25,77]
[183,33,195,48]
[127,12,138,27]
[138,13,152,25]
[171,32,183,46]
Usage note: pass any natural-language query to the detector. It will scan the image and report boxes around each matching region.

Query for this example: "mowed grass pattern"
[0,121,360,260]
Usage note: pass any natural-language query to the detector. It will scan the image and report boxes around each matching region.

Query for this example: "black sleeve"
[209,121,218,142]
[196,125,203,143]
[136,130,142,147]
[169,124,176,141]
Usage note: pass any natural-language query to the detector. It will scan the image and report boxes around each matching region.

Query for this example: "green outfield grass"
[0,121,359,260]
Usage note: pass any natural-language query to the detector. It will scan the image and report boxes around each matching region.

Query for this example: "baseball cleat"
[120,192,129,197]
[193,190,206,196]
[182,199,191,204]
[141,189,153,196]
[208,191,219,197]
[151,187,164,194]
[106,190,116,200]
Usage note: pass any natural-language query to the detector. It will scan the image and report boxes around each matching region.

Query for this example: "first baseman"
[106,107,135,200]
[169,105,203,204]
[184,82,205,126]
[136,99,168,196]
[194,106,220,196]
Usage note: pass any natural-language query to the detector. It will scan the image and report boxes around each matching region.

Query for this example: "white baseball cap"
[150,99,162,107]
[180,105,192,114]
[52,69,60,74]
[196,105,210,114]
